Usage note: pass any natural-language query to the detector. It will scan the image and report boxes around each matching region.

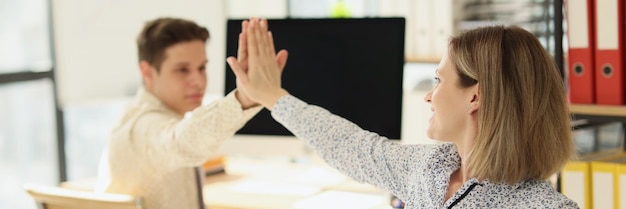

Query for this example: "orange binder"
[594,0,625,105]
[566,0,595,104]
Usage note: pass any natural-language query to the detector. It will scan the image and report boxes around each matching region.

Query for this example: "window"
[0,0,52,73]
[0,0,64,208]
[0,80,58,209]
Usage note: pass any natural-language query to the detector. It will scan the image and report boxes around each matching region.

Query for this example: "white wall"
[53,0,290,106]
[53,0,228,105]
[226,0,288,19]
[289,0,378,18]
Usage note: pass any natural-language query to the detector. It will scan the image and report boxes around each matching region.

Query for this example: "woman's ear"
[468,83,480,114]
[139,61,155,88]
[468,100,479,114]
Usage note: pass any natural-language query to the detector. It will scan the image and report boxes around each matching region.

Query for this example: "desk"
[203,156,391,209]
[61,156,391,209]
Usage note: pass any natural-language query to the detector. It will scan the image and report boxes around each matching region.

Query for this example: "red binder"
[566,0,595,104]
[594,0,625,105]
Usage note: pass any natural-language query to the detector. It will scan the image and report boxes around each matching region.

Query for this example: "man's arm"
[135,90,262,170]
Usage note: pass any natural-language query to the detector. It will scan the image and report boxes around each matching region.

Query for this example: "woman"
[227,18,578,208]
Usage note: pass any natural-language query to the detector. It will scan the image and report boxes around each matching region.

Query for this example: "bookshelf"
[570,105,626,118]
[558,0,626,151]
[570,105,626,140]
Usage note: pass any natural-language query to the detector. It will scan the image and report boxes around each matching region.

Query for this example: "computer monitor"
[224,18,405,140]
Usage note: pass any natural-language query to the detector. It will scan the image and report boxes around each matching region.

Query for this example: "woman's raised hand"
[227,18,289,110]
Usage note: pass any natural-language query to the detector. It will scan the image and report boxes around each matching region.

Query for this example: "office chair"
[24,183,144,209]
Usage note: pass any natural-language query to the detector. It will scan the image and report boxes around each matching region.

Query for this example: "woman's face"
[424,52,477,142]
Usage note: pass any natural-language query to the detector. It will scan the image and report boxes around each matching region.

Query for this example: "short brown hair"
[449,25,575,184]
[137,17,210,71]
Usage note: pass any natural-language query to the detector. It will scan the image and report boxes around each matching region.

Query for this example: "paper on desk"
[228,180,322,197]
[285,166,346,187]
[292,191,388,209]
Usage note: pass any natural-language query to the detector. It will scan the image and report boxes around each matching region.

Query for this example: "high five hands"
[227,18,289,111]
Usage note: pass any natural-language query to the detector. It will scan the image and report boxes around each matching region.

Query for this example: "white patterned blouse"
[271,95,579,209]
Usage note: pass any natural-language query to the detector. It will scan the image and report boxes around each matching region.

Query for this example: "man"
[95,17,287,209]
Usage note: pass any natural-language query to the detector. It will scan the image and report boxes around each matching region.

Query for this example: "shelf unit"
[569,104,626,152]
[570,105,626,153]
[570,105,626,118]
[557,0,626,152]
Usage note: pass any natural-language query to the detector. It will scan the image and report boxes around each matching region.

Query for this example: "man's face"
[147,40,208,115]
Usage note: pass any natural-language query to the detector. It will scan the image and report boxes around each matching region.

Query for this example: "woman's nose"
[424,89,432,103]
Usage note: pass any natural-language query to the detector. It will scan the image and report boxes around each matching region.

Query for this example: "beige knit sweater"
[95,88,261,209]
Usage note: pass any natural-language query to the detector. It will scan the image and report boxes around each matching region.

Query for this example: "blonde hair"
[449,25,575,184]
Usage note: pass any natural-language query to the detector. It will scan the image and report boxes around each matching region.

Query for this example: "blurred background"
[0,0,558,208]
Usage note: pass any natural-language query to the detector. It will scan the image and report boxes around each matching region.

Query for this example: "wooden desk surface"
[203,157,389,209]
[61,156,390,209]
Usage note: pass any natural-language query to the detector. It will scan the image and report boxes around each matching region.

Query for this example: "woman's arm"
[272,94,431,198]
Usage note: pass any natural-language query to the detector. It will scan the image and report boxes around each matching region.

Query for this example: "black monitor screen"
[225,18,405,140]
